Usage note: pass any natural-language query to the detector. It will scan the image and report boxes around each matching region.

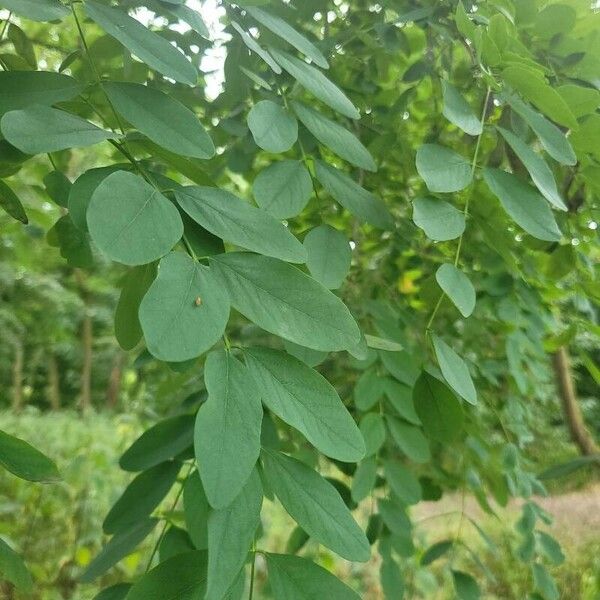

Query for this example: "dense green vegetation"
[0,0,599,599]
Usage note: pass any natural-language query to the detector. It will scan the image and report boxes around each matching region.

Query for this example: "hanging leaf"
[85,1,197,85]
[230,21,281,74]
[245,347,365,462]
[304,224,351,289]
[102,461,180,534]
[497,126,567,210]
[80,519,158,583]
[262,450,370,561]
[246,7,329,69]
[0,179,27,224]
[0,537,32,592]
[0,71,82,115]
[0,106,115,154]
[266,553,361,599]
[416,144,472,193]
[412,196,465,241]
[104,82,214,159]
[431,335,477,405]
[386,417,430,463]
[48,215,93,268]
[421,539,453,565]
[120,414,194,472]
[163,2,209,39]
[206,469,262,600]
[532,563,559,600]
[384,460,422,505]
[87,171,183,266]
[125,550,208,599]
[138,252,230,362]
[380,556,405,599]
[0,0,68,21]
[413,371,464,443]
[452,570,481,600]
[483,168,562,241]
[435,263,476,318]
[506,94,576,165]
[183,472,209,550]
[315,161,393,229]
[43,170,71,208]
[176,186,306,263]
[271,48,359,119]
[0,430,60,482]
[195,350,263,509]
[92,583,132,600]
[359,413,385,457]
[253,160,312,219]
[114,263,156,351]
[247,100,298,153]
[442,81,482,136]
[351,457,378,503]
[293,102,375,171]
[210,252,360,352]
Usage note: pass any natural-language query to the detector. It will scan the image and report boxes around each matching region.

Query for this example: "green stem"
[248,542,257,600]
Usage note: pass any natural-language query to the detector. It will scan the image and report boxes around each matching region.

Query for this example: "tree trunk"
[80,311,92,412]
[47,354,61,410]
[106,352,124,409]
[552,347,599,456]
[12,341,23,412]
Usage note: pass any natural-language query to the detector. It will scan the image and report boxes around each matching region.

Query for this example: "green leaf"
[0,537,32,592]
[413,372,464,443]
[68,165,125,231]
[159,526,195,562]
[263,451,369,561]
[245,347,365,462]
[351,456,377,503]
[556,84,600,118]
[314,161,392,229]
[421,540,453,565]
[0,71,82,115]
[380,556,405,599]
[536,532,565,565]
[283,340,327,367]
[364,335,403,352]
[0,0,68,21]
[253,160,312,219]
[432,334,477,405]
[85,1,197,85]
[114,263,156,351]
[230,21,281,74]
[503,66,578,130]
[293,102,375,171]
[210,252,360,352]
[359,413,385,457]
[80,519,158,583]
[163,2,209,39]
[104,82,214,159]
[195,350,263,509]
[412,196,465,241]
[506,94,576,165]
[0,106,115,154]
[271,48,359,119]
[48,215,93,268]
[442,81,482,136]
[43,170,71,208]
[452,570,481,600]
[125,550,208,600]
[538,455,600,480]
[120,414,194,472]
[304,225,351,289]
[176,186,306,263]
[0,430,60,482]
[384,460,422,505]
[355,370,386,411]
[378,499,411,535]
[103,461,180,534]
[0,179,27,224]
[532,563,559,600]
[266,553,361,600]
[497,126,567,210]
[87,171,183,266]
[93,583,132,600]
[206,469,262,600]
[384,380,421,424]
[381,351,420,387]
[416,144,472,193]
[183,472,209,550]
[483,168,562,241]
[386,416,430,463]
[139,252,230,362]
[247,100,298,153]
[435,263,475,318]
[246,7,328,69]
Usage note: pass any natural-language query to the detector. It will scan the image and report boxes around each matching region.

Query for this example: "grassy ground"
[1,410,598,599]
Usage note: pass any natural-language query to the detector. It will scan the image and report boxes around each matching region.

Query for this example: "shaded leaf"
[412,197,465,241]
[436,263,475,318]
[0,429,60,482]
[432,334,477,405]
